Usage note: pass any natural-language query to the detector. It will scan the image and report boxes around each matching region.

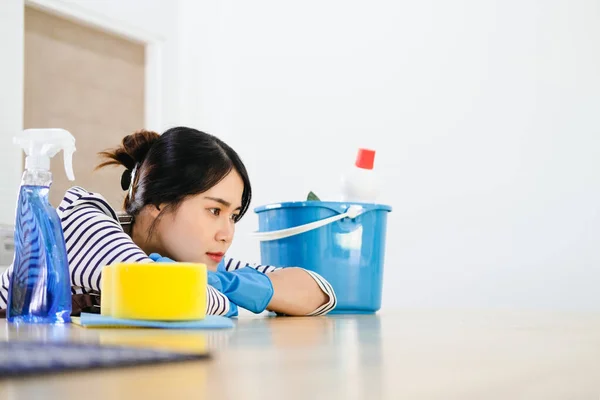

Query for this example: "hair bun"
[97,129,160,172]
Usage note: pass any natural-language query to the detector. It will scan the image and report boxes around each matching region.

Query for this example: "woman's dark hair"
[97,126,252,236]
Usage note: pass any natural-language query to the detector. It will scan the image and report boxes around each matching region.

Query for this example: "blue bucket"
[253,201,392,314]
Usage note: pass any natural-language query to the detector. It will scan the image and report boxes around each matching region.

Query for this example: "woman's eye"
[231,214,240,222]
[209,208,220,216]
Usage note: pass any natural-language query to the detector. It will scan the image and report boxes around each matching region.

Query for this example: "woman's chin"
[200,257,219,271]
[206,264,218,272]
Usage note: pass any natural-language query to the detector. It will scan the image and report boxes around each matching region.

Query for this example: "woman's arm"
[223,258,337,316]
[266,268,330,316]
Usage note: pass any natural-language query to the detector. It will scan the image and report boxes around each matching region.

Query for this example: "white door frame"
[24,0,164,130]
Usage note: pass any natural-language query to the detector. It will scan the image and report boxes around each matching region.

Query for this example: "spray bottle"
[8,129,76,324]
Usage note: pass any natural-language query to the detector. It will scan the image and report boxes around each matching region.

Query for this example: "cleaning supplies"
[340,148,378,203]
[102,262,208,321]
[8,128,76,324]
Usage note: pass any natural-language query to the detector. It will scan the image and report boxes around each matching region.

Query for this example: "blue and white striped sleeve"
[55,187,234,317]
[59,188,150,292]
[223,257,337,316]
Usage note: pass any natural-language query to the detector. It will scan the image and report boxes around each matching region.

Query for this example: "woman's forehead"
[199,170,244,206]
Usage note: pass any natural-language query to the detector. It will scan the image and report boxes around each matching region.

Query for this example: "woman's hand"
[266,268,329,316]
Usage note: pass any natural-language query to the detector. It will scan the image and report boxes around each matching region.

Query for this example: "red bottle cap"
[355,148,375,170]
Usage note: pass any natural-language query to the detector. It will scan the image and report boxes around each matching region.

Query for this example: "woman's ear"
[145,203,161,218]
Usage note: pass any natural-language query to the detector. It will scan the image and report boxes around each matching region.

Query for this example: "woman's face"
[154,170,244,270]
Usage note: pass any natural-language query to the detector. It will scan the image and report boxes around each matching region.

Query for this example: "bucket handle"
[250,205,364,242]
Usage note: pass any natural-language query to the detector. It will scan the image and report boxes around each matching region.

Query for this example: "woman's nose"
[216,219,234,243]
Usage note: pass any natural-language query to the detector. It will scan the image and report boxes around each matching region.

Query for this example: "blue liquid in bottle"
[8,176,71,324]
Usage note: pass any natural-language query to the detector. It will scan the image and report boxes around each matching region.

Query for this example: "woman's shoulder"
[56,186,119,221]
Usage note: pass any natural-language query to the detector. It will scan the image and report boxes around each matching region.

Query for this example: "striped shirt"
[0,187,337,316]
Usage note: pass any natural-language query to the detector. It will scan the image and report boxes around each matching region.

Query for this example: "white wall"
[1,0,598,312]
[179,0,600,311]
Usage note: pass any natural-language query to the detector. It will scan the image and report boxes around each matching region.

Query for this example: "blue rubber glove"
[148,253,273,314]
[207,266,274,314]
[148,253,175,263]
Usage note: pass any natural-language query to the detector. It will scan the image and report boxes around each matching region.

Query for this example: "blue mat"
[74,312,234,329]
[0,341,209,378]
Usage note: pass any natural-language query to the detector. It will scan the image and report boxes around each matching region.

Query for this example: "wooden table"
[1,311,600,399]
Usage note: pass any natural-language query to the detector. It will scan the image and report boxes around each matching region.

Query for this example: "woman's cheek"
[163,229,198,261]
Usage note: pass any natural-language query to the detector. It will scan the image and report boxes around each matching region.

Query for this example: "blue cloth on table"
[75,312,234,329]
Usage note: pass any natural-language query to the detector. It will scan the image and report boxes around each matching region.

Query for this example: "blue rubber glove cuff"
[225,301,239,318]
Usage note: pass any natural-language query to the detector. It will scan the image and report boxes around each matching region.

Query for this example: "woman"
[0,127,336,317]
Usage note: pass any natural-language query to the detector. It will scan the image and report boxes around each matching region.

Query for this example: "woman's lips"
[206,252,224,263]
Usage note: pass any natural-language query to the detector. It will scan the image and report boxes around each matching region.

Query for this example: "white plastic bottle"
[340,148,378,203]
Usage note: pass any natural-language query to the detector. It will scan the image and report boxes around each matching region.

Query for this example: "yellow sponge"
[100,264,114,316]
[101,262,207,321]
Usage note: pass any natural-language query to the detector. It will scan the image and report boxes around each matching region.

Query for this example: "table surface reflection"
[1,310,600,399]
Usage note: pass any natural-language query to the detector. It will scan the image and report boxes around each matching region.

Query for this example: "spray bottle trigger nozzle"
[63,147,75,181]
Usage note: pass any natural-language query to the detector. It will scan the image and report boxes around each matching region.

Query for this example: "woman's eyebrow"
[204,196,242,210]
